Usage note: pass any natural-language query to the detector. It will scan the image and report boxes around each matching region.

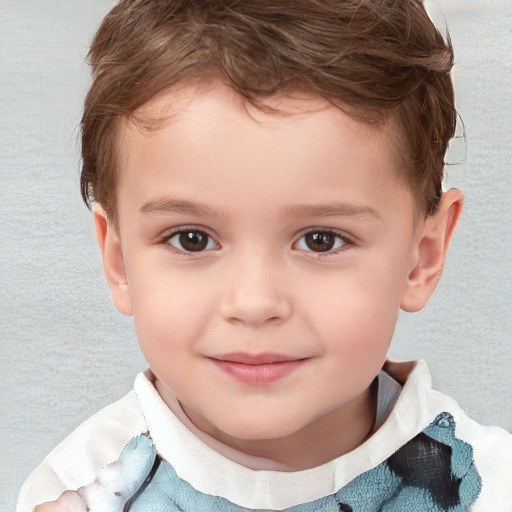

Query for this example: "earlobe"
[401,189,464,312]
[93,206,133,316]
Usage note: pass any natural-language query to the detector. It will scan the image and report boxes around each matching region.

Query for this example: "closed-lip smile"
[208,353,306,384]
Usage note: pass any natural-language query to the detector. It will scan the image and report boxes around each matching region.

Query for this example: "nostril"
[220,300,291,326]
[219,265,292,325]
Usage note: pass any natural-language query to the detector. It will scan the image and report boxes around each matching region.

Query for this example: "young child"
[17,0,512,511]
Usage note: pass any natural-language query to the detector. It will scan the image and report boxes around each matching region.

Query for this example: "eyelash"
[294,229,352,257]
[160,227,352,256]
[161,226,219,255]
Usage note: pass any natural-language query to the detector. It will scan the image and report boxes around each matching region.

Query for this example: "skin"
[96,83,462,467]
[35,82,463,511]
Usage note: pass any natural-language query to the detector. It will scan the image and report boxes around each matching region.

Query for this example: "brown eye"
[296,231,347,253]
[305,232,335,252]
[168,230,216,252]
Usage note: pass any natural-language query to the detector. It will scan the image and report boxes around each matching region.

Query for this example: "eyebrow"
[140,197,380,221]
[285,202,381,221]
[140,198,227,218]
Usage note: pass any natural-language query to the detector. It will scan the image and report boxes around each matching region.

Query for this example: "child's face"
[102,84,424,450]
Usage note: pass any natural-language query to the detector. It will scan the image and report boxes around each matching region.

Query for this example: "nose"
[219,251,292,327]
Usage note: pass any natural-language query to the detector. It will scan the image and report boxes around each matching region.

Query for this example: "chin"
[214,414,305,442]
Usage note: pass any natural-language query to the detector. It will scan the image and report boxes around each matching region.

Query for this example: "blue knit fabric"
[125,412,481,511]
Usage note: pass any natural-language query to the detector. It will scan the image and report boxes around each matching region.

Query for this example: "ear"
[401,188,463,312]
[93,205,133,316]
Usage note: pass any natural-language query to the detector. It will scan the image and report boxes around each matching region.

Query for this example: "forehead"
[116,83,412,222]
[126,82,394,145]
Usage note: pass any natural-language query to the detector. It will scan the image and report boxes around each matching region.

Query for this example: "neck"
[181,380,378,471]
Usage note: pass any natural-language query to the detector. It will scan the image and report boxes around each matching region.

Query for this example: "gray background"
[1,0,511,508]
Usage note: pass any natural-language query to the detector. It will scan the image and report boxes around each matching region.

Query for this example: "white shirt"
[16,360,512,512]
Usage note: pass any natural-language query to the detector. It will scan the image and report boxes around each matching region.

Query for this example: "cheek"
[304,264,404,352]
[308,290,395,396]
[127,265,216,359]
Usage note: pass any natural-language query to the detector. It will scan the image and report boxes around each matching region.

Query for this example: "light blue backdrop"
[1,0,511,508]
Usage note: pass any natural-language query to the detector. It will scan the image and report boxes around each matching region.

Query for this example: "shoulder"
[383,360,512,511]
[415,365,512,511]
[453,413,512,512]
[16,389,147,512]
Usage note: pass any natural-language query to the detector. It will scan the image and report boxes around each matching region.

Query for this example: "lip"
[209,353,306,385]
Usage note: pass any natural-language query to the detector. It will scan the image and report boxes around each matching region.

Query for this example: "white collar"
[133,359,457,510]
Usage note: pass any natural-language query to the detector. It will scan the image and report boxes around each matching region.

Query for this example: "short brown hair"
[81,0,456,225]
